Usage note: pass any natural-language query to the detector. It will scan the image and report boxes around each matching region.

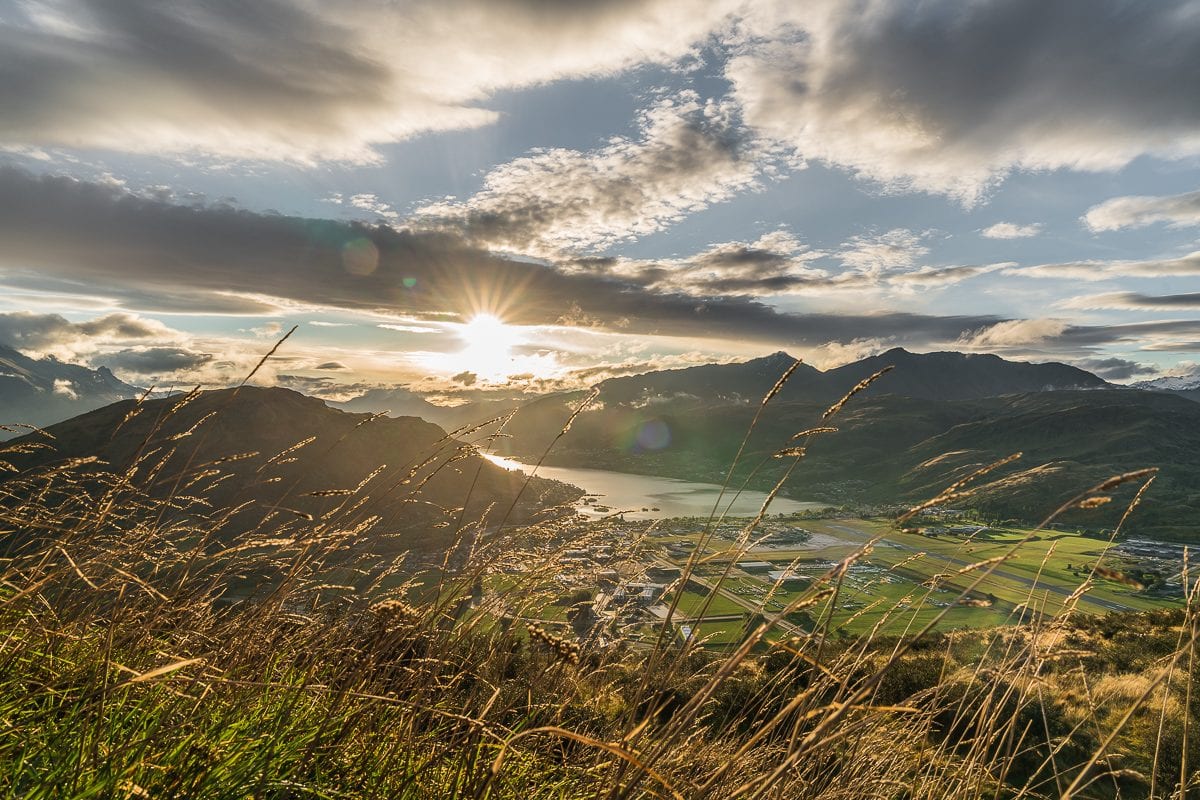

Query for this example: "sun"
[454,313,523,380]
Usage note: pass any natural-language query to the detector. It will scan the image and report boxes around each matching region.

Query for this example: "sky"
[2,0,1200,400]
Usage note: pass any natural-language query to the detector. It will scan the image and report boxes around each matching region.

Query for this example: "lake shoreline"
[482,454,832,521]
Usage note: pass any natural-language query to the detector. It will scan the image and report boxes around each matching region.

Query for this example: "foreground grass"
[1,360,1197,798]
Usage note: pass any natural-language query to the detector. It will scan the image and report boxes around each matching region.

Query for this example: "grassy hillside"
[1,386,580,554]
[0,368,1196,798]
[0,432,1196,798]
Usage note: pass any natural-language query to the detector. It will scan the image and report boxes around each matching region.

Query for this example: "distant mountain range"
[594,348,1111,406]
[1132,371,1200,403]
[1,386,579,553]
[335,385,445,420]
[0,343,141,433]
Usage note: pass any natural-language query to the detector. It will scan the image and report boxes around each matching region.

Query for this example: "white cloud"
[1008,251,1200,281]
[348,194,398,220]
[958,319,1070,349]
[51,378,78,399]
[804,338,890,369]
[0,311,173,360]
[378,323,442,334]
[1083,189,1200,231]
[838,229,929,273]
[415,93,768,255]
[981,222,1043,239]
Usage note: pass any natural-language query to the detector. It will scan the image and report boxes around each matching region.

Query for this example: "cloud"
[958,319,1070,349]
[314,361,348,370]
[1140,340,1200,353]
[1083,189,1200,232]
[727,0,1200,202]
[451,370,478,386]
[804,338,891,369]
[0,310,171,358]
[888,263,1009,288]
[838,229,929,273]
[0,0,740,163]
[586,230,829,296]
[1009,251,1200,281]
[573,228,995,297]
[377,323,443,334]
[949,318,1200,362]
[1062,291,1200,311]
[343,194,399,221]
[0,272,283,315]
[415,94,768,255]
[52,378,78,400]
[1074,357,1158,381]
[0,166,1004,350]
[981,222,1043,239]
[95,346,215,376]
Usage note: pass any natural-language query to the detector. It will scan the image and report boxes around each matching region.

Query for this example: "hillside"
[486,380,1200,540]
[0,343,141,434]
[1,386,579,553]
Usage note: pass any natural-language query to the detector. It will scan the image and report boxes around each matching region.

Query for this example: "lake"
[483,454,831,521]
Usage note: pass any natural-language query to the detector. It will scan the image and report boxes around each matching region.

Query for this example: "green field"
[644,517,1184,642]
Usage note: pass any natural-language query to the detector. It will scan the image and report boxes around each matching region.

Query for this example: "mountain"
[334,385,446,419]
[336,349,1109,436]
[0,344,142,434]
[474,353,1198,540]
[0,387,580,553]
[1132,371,1200,403]
[477,348,1114,460]
[594,348,1109,407]
[821,348,1109,400]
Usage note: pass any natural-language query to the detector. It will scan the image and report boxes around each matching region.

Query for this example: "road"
[655,558,811,638]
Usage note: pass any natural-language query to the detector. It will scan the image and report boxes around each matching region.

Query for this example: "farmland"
[500,511,1189,648]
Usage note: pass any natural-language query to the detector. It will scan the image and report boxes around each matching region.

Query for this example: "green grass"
[644,517,1182,640]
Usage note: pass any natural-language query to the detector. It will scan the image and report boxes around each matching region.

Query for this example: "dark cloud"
[314,361,348,371]
[0,310,168,351]
[731,0,1200,200]
[1074,357,1159,381]
[962,318,1200,359]
[451,371,479,386]
[0,273,281,315]
[1065,291,1200,311]
[0,166,1003,349]
[0,0,737,162]
[96,347,214,376]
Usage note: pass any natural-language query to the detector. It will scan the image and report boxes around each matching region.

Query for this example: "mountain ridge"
[1,386,579,553]
[0,343,142,434]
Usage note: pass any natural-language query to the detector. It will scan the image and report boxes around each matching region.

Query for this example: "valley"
[482,510,1187,650]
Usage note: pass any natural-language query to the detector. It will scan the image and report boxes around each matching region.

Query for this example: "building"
[646,565,682,582]
[766,570,809,590]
